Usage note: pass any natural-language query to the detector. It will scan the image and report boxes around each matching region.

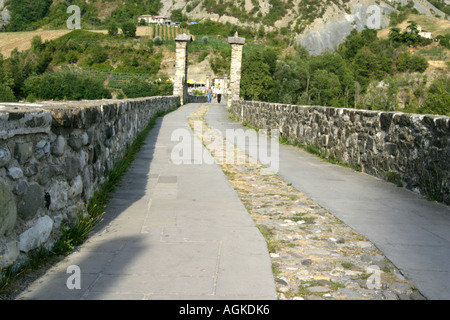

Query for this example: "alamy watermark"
[66,265,81,290]
[66,5,81,30]
[366,5,382,30]
[170,121,280,173]
[63,4,386,32]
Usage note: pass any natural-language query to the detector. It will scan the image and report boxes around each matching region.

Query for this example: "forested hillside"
[0,0,448,115]
[0,29,173,102]
[240,26,449,115]
[1,0,162,31]
[0,0,350,31]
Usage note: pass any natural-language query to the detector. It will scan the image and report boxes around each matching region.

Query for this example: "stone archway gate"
[173,32,245,107]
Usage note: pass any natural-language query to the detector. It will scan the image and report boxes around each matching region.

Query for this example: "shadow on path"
[204,104,450,300]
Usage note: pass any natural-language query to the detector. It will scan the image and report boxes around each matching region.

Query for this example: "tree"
[309,69,341,106]
[6,0,52,31]
[398,21,423,46]
[258,25,265,38]
[361,28,378,44]
[406,21,418,34]
[170,9,188,23]
[409,55,428,73]
[262,47,278,76]
[121,77,158,98]
[34,50,52,74]
[0,54,5,85]
[122,21,137,38]
[31,36,44,52]
[240,50,274,101]
[310,52,346,81]
[273,56,309,104]
[0,85,17,102]
[337,29,366,61]
[108,21,118,36]
[389,27,402,45]
[91,46,108,64]
[425,76,450,115]
[341,67,355,108]
[153,36,163,46]
[4,49,34,97]
[23,71,111,101]
[396,51,428,73]
[352,47,384,88]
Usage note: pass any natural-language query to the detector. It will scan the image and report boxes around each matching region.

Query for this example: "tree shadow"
[15,114,167,300]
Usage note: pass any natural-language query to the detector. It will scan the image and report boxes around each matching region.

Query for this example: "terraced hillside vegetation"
[0,0,449,115]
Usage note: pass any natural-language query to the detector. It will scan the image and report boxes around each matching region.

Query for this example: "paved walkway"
[15,102,450,300]
[16,103,277,300]
[204,104,450,300]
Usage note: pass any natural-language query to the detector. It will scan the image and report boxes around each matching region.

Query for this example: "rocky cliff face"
[1,0,447,53]
[0,0,10,28]
[297,0,395,55]
[159,0,447,54]
[298,0,448,55]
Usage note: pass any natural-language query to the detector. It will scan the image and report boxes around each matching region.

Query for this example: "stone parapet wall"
[0,96,180,268]
[187,94,207,104]
[232,100,450,205]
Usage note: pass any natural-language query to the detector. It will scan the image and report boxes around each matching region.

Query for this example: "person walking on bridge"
[216,85,222,104]
[207,87,212,103]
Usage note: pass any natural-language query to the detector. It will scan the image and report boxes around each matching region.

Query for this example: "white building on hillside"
[138,15,171,25]
[417,25,432,39]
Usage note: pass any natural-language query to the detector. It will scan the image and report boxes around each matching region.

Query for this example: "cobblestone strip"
[188,104,426,300]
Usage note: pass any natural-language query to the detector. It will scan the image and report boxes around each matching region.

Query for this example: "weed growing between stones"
[383,171,404,187]
[0,264,13,293]
[257,225,281,253]
[51,203,104,256]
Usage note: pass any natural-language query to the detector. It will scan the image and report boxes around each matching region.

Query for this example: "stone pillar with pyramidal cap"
[227,32,245,108]
[173,34,192,105]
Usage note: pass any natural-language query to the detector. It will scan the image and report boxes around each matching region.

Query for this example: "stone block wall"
[0,96,180,268]
[232,101,450,205]
[187,94,207,104]
[227,33,245,108]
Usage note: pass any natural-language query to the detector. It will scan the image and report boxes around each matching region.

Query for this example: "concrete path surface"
[16,103,277,300]
[204,104,450,300]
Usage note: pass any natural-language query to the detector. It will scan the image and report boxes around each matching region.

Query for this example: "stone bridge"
[0,34,449,300]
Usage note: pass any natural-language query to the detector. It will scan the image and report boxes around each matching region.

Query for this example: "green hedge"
[23,71,111,101]
[0,85,17,102]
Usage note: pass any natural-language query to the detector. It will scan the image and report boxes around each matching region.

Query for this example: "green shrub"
[437,35,450,49]
[5,0,52,31]
[396,51,429,73]
[121,78,157,98]
[66,51,79,64]
[24,71,111,101]
[424,76,450,115]
[108,21,119,36]
[153,36,163,46]
[0,85,17,102]
[118,77,173,98]
[91,47,108,64]
[122,21,137,38]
